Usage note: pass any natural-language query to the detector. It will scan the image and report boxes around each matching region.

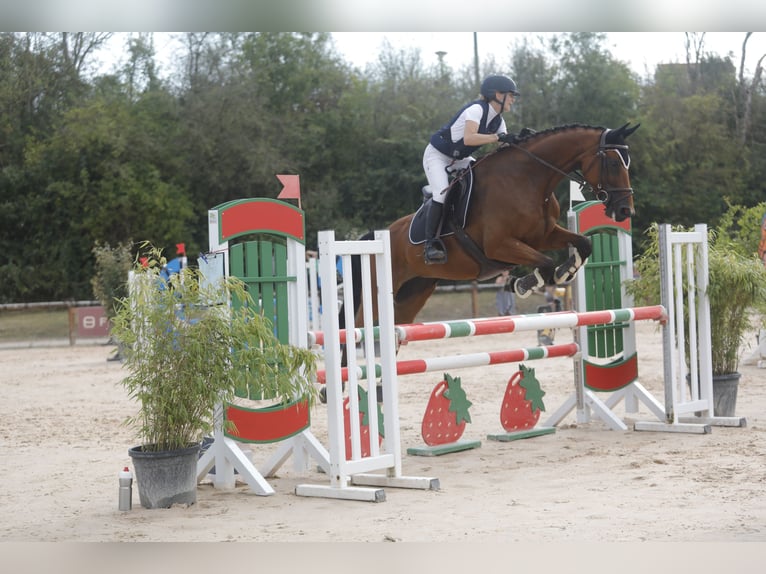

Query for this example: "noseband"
[591,128,633,204]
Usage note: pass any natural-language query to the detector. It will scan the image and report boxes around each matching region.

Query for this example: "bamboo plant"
[110,247,318,452]
[628,219,766,376]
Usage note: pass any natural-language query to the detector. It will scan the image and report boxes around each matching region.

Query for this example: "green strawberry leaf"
[518,364,546,414]
[357,386,385,437]
[443,373,473,425]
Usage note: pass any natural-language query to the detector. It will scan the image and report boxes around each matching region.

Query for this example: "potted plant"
[628,216,766,416]
[110,246,318,508]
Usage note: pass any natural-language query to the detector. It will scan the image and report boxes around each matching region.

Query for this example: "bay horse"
[357,122,640,326]
[322,123,639,403]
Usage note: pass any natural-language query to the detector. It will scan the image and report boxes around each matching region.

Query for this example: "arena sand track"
[1,321,765,543]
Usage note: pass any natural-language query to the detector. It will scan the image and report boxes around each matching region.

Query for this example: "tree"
[631,66,746,233]
[548,33,640,128]
[3,30,766,302]
[736,32,766,145]
[508,35,560,129]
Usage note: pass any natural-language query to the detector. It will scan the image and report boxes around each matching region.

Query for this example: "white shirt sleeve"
[450,103,485,142]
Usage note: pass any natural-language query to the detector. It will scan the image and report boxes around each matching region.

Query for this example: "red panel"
[578,202,631,234]
[220,200,304,243]
[225,398,310,443]
[74,306,110,338]
[584,353,638,391]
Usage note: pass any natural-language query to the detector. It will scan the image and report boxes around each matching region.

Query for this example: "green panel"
[606,233,624,355]
[256,239,278,339]
[585,235,602,355]
[230,243,245,279]
[272,241,290,344]
[245,241,264,315]
[486,426,556,442]
[223,231,301,435]
[229,243,247,312]
[584,230,626,359]
[407,439,482,457]
[227,236,295,400]
[600,233,616,357]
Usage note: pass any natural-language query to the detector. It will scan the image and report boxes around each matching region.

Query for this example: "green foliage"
[2,31,766,305]
[548,33,640,127]
[110,245,318,452]
[90,241,133,319]
[715,200,766,257]
[706,246,766,373]
[628,211,766,375]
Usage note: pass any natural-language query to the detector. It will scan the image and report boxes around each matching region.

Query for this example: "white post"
[635,224,746,433]
[295,230,438,501]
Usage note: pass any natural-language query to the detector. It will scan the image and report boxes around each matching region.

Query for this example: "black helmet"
[480,75,520,99]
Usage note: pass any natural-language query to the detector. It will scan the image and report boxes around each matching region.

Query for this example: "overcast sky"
[99,32,766,82]
[330,32,765,78]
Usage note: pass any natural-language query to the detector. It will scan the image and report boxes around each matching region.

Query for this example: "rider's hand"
[497,132,519,144]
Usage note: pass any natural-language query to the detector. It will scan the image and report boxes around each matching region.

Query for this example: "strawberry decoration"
[421,373,473,446]
[343,386,384,460]
[500,364,546,432]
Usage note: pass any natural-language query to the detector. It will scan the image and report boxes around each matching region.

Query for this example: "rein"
[504,141,589,191]
[503,128,633,202]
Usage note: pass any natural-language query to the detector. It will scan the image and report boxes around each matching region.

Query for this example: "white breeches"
[422,144,473,204]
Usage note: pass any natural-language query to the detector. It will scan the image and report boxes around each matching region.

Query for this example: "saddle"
[408,169,473,245]
[408,163,514,280]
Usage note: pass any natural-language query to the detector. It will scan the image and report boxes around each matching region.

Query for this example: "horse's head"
[582,123,640,222]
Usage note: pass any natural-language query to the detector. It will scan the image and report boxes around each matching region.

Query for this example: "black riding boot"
[423,201,447,264]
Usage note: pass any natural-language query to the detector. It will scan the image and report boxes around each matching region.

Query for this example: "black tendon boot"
[423,201,447,264]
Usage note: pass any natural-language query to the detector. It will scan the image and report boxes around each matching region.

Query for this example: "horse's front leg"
[544,226,592,286]
[508,269,548,298]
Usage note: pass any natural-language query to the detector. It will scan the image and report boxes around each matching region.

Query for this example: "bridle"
[588,128,634,203]
[504,128,633,205]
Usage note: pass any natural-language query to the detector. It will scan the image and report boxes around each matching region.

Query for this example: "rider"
[421,74,521,264]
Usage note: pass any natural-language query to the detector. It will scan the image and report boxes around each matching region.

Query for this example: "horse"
[322,123,639,402]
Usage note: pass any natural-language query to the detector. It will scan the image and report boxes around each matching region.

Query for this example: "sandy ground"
[1,321,765,547]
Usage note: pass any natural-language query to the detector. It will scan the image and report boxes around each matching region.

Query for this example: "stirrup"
[424,239,447,265]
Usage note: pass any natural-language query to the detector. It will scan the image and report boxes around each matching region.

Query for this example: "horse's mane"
[487,123,607,160]
[516,123,606,143]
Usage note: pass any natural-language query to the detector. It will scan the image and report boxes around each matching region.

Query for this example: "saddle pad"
[408,171,473,245]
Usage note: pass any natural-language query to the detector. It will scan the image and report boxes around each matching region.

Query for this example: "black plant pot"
[128,443,201,509]
[712,372,741,417]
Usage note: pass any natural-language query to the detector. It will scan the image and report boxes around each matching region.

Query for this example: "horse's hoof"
[509,277,533,298]
[554,266,577,285]
[515,287,533,298]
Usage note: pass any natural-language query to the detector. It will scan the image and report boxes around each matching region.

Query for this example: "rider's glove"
[497,132,519,144]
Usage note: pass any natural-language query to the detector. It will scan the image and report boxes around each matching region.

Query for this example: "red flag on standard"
[276,174,300,200]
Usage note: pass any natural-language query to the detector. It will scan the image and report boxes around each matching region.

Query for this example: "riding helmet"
[480,75,520,99]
